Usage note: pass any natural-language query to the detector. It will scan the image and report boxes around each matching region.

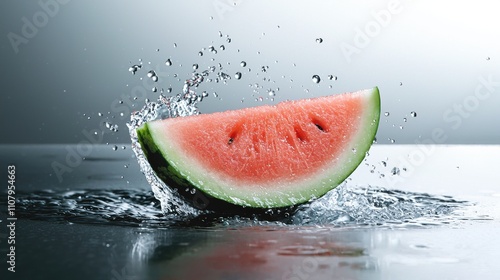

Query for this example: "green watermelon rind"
[137,87,380,208]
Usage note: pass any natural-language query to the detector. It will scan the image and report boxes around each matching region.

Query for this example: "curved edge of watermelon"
[137,87,380,209]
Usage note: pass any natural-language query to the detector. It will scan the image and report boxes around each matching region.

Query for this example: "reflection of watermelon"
[138,87,380,210]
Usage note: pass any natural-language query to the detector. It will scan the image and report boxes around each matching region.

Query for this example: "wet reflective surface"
[1,144,500,279]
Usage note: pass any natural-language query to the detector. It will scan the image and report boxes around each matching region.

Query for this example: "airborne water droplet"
[312,75,321,83]
[410,111,417,117]
[384,112,390,117]
[316,38,323,43]
[165,59,172,66]
[152,87,157,92]
[268,89,275,96]
[198,51,203,56]
[240,61,247,67]
[192,64,198,70]
[391,167,400,176]
[152,76,158,82]
[220,45,225,51]
[128,64,141,75]
[112,145,118,151]
[234,72,242,80]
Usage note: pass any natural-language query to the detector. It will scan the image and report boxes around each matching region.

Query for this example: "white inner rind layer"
[146,87,380,208]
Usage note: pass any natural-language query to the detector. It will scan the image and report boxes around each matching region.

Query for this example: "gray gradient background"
[1,0,499,144]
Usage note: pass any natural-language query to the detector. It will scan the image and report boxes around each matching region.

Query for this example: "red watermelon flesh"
[137,87,380,208]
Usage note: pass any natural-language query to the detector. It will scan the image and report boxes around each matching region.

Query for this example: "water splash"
[7,186,472,228]
[12,189,171,227]
[292,186,469,227]
[126,60,236,217]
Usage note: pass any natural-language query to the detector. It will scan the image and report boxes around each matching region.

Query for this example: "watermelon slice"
[137,87,380,210]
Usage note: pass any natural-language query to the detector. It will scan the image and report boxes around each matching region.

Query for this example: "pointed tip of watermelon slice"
[137,87,380,210]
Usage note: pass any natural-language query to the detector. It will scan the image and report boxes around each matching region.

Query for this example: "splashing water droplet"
[128,65,142,75]
[234,72,242,80]
[152,87,157,93]
[219,45,225,51]
[403,118,407,122]
[240,61,247,67]
[411,111,417,117]
[391,167,400,176]
[384,112,390,117]
[198,51,203,56]
[316,38,323,43]
[268,89,275,96]
[165,59,172,66]
[192,64,198,70]
[226,38,231,43]
[312,75,321,83]
[112,145,118,151]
